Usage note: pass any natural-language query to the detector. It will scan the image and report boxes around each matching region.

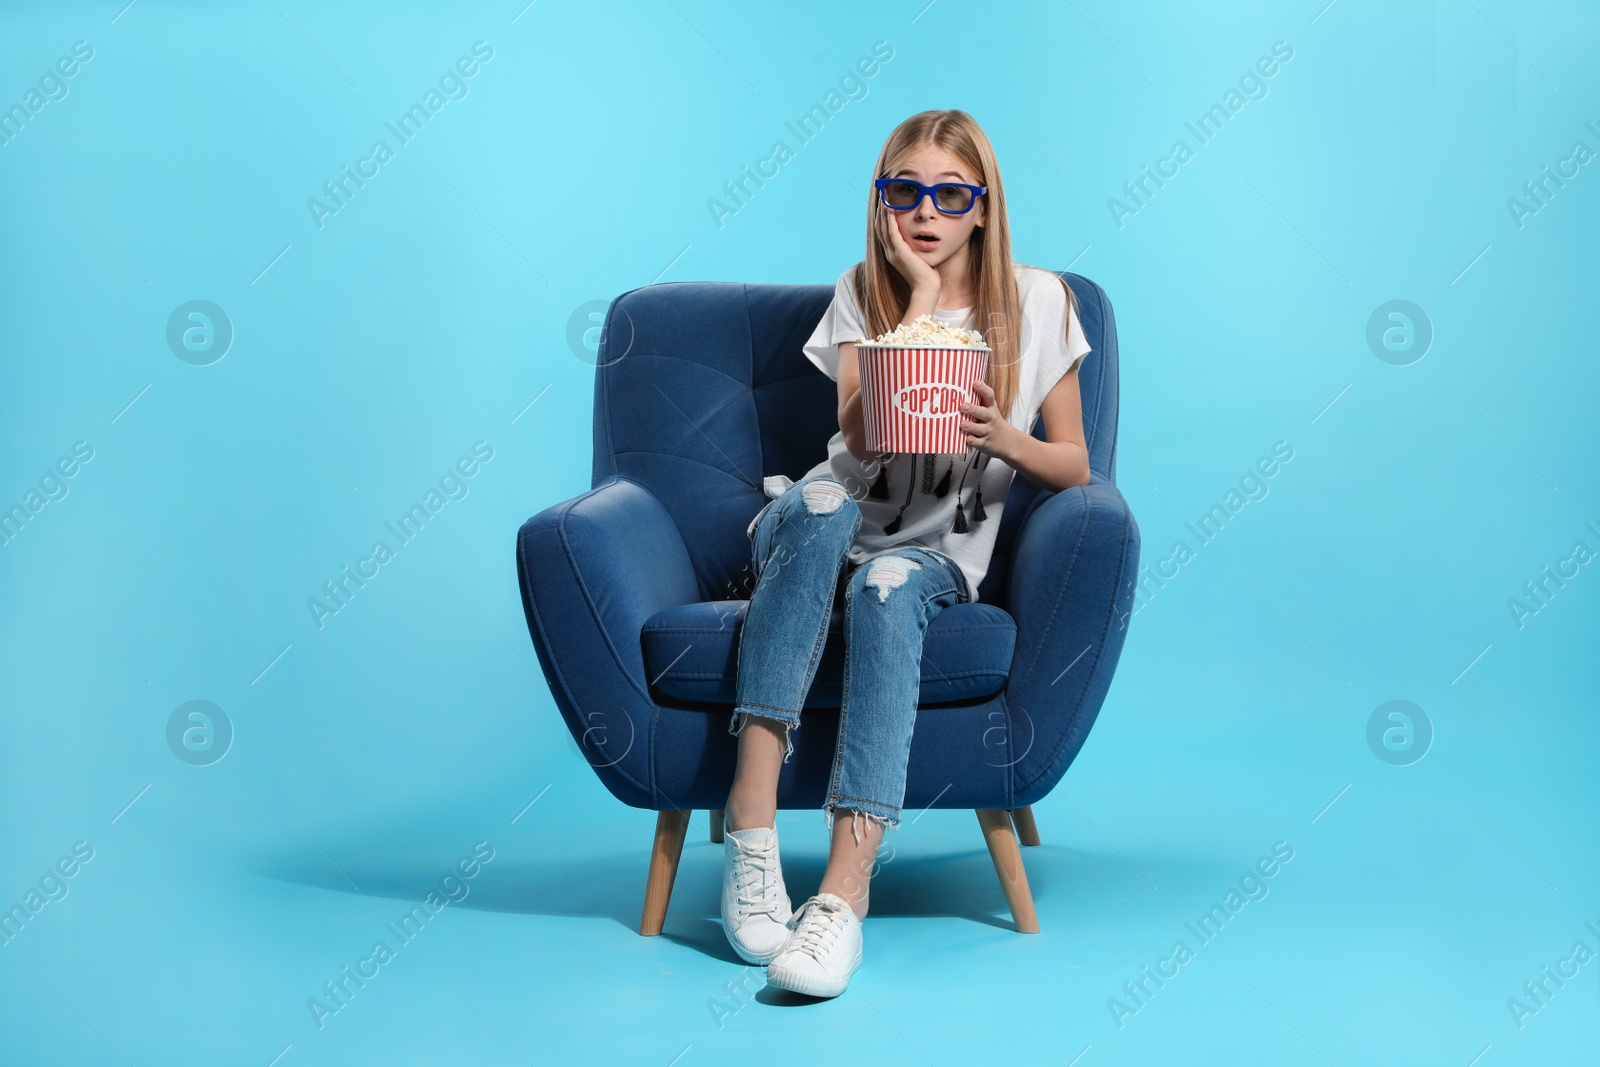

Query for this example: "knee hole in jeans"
[801,479,849,515]
[863,556,922,603]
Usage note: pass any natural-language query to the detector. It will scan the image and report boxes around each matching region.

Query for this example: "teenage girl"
[720,109,1094,999]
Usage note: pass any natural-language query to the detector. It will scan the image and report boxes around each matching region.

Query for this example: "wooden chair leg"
[976,808,1040,933]
[640,809,691,936]
[709,808,725,844]
[1010,805,1041,847]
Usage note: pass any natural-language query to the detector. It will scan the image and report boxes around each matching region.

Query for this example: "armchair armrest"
[1002,474,1141,806]
[516,477,700,809]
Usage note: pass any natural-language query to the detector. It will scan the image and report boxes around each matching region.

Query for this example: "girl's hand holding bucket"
[960,379,1015,459]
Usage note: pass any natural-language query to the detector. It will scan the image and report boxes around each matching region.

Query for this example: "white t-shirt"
[747,262,1092,603]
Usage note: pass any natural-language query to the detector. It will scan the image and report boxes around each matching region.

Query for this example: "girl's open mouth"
[913,234,940,249]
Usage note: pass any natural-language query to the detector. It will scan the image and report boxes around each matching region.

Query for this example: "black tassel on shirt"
[867,457,891,499]
[950,452,978,534]
[881,454,919,535]
[970,453,991,523]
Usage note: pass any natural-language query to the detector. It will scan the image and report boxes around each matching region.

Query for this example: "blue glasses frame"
[873,177,988,215]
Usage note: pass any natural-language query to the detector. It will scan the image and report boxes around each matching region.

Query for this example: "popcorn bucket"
[855,343,991,454]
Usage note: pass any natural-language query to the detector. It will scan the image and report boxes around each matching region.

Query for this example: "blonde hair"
[852,109,1024,422]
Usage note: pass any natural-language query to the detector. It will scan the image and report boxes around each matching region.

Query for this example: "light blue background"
[2,1,1595,1064]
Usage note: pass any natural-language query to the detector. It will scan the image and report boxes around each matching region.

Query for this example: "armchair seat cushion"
[642,600,1017,708]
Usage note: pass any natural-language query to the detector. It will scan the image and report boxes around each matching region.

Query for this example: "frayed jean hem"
[824,797,900,844]
[728,705,800,763]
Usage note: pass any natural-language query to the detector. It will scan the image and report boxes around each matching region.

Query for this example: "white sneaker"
[721,825,793,964]
[765,891,863,998]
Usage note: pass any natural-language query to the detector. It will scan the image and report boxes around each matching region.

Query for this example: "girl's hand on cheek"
[961,380,1015,460]
[880,202,941,295]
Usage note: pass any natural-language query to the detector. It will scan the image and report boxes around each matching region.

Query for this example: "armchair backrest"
[590,272,1120,609]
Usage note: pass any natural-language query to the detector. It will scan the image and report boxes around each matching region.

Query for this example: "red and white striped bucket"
[856,343,991,454]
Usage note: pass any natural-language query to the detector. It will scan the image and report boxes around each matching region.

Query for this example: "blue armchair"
[515,270,1140,936]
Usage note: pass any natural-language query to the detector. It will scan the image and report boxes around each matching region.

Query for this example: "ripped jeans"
[729,475,971,843]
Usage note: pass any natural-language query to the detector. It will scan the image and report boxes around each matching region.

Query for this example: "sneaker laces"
[731,837,783,917]
[783,896,849,961]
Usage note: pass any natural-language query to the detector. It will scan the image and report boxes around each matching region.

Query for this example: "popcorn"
[857,314,987,348]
